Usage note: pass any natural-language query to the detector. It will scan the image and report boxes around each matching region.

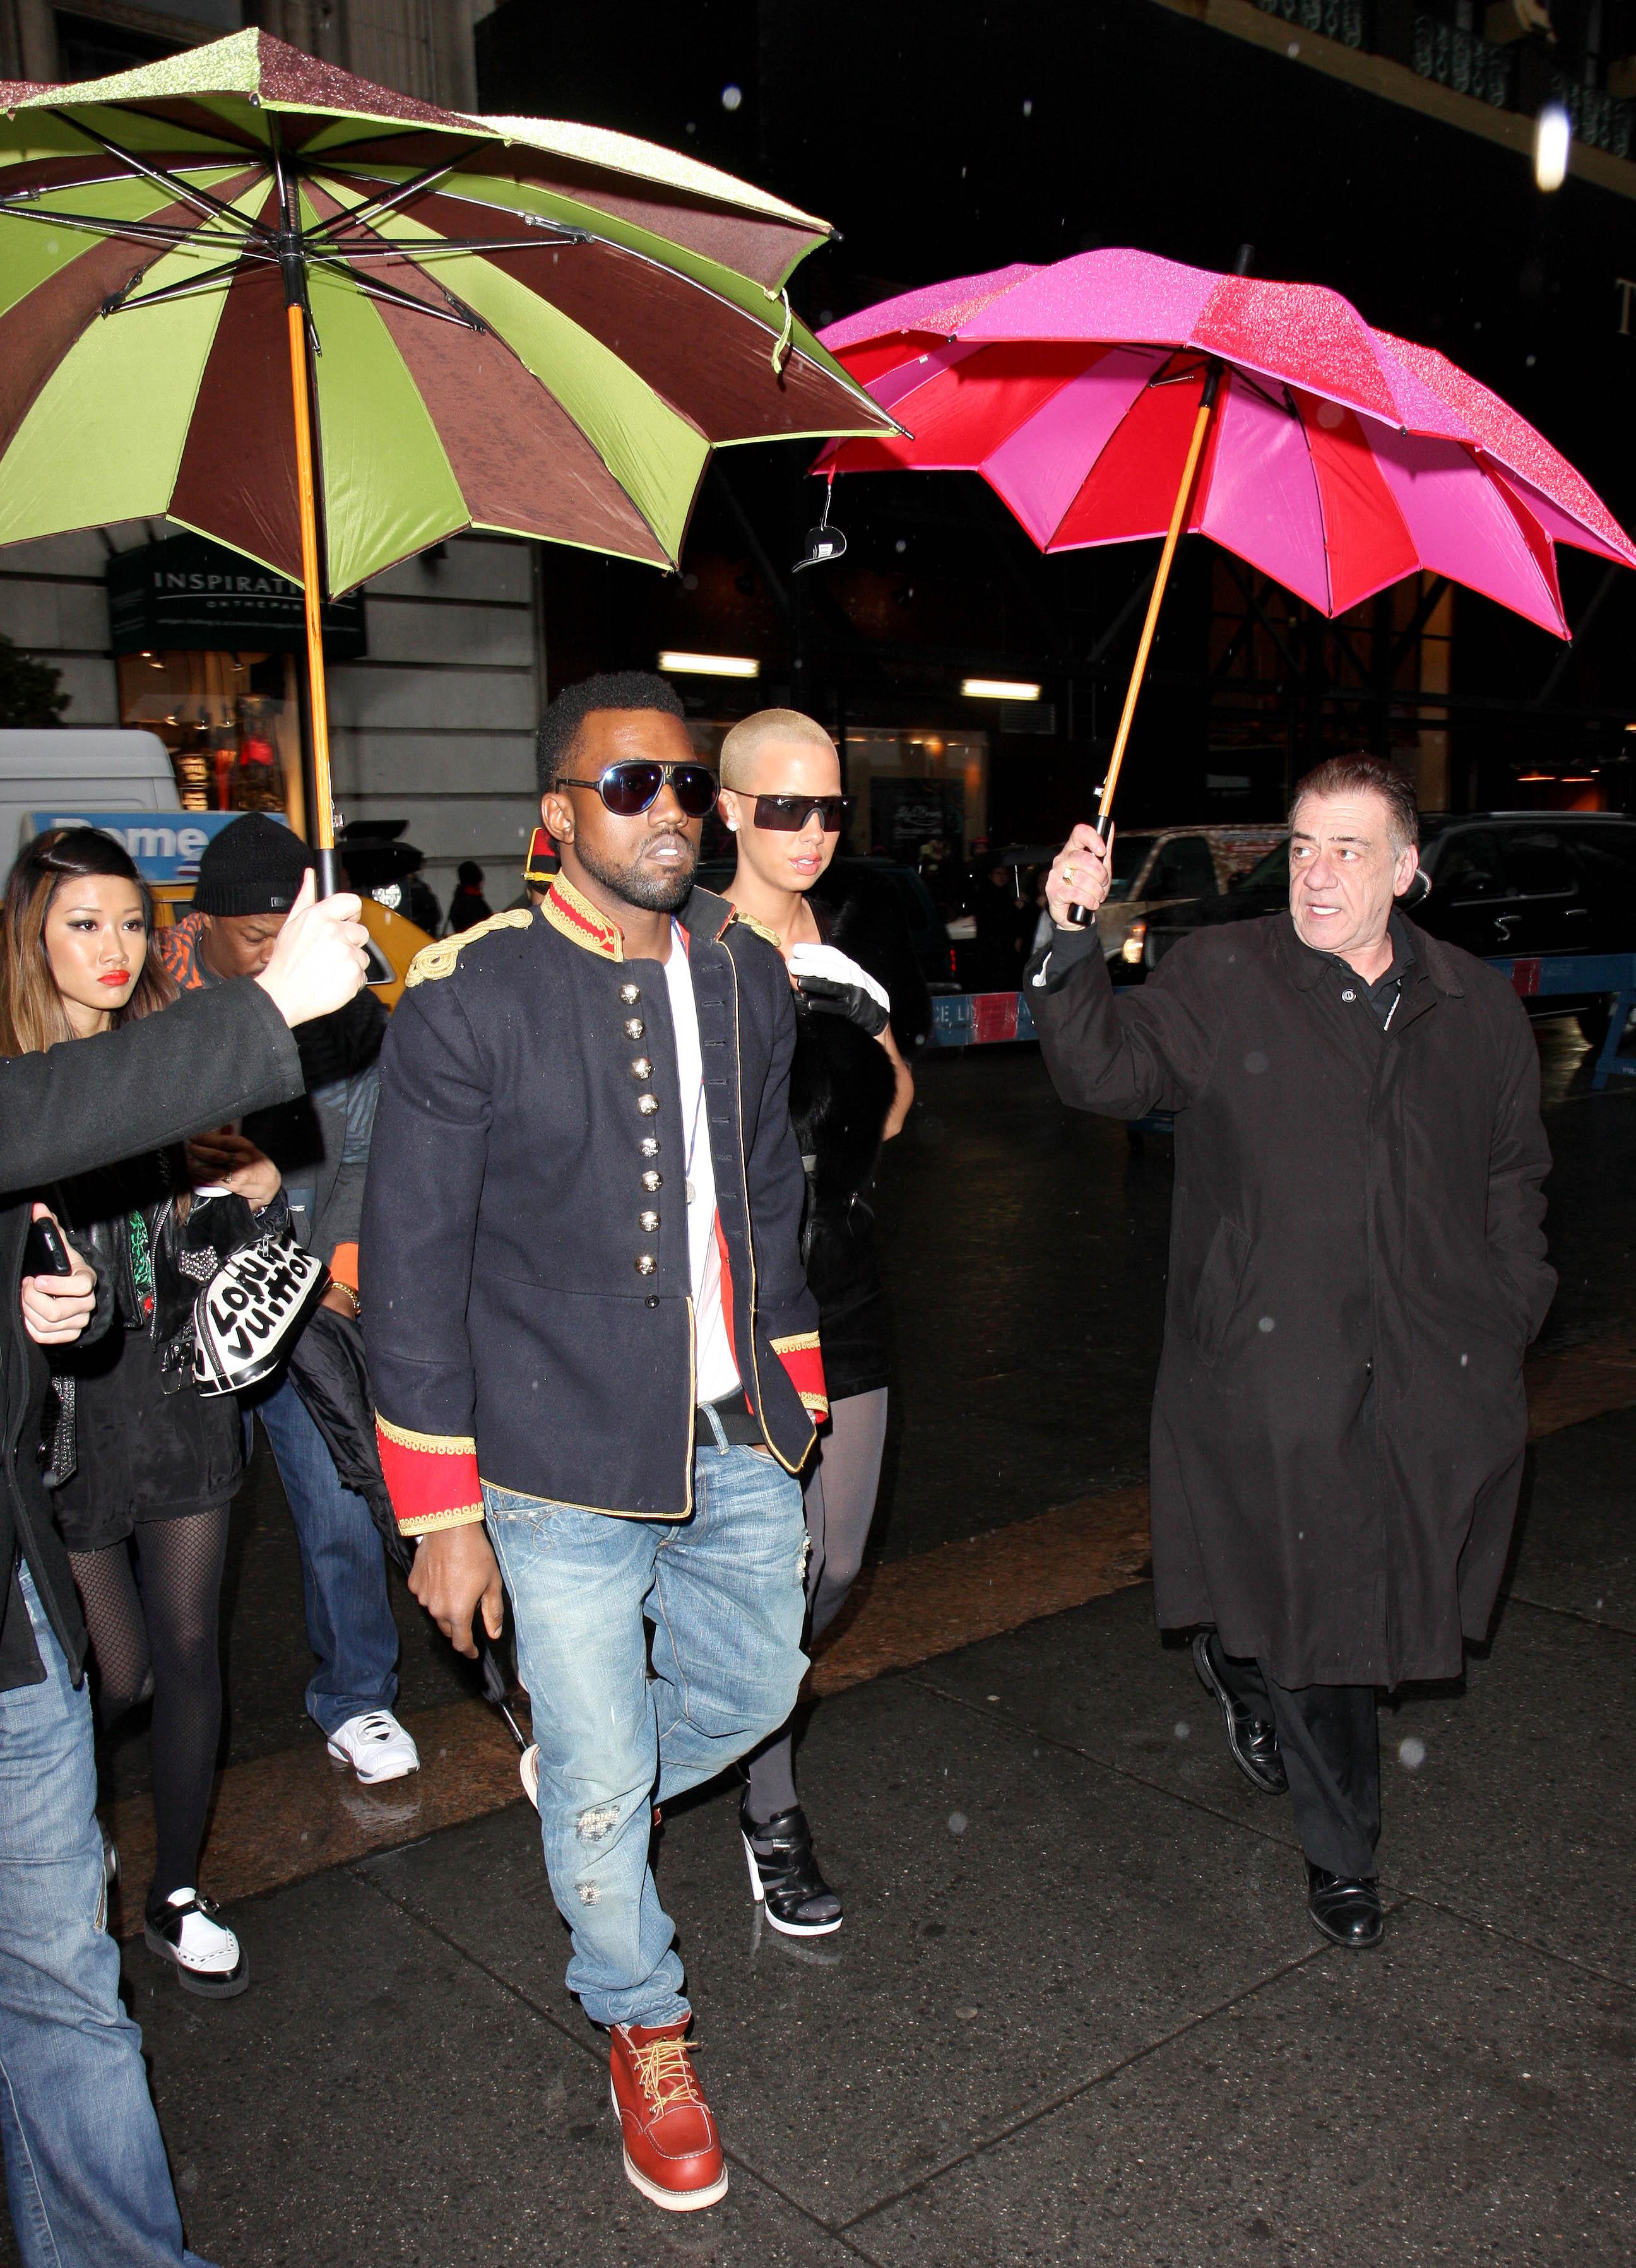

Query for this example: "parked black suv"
[1144,813,1636,1045]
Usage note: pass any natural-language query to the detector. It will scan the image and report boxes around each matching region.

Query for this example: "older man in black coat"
[1029,755,1554,1949]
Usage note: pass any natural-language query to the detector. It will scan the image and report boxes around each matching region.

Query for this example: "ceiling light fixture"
[1534,102,1572,192]
[962,676,1041,700]
[656,651,760,678]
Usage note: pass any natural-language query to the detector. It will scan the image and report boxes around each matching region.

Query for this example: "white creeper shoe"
[326,1710,420,1785]
[145,1889,249,1999]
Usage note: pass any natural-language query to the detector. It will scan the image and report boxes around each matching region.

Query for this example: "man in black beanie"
[160,817,418,1787]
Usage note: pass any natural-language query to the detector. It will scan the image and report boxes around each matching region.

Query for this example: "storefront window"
[115,648,305,833]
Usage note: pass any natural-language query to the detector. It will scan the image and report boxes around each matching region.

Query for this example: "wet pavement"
[81,1395,1636,2267]
[5,1016,1635,2263]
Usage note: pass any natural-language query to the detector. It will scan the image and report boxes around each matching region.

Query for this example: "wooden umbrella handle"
[1064,360,1223,924]
[287,300,340,897]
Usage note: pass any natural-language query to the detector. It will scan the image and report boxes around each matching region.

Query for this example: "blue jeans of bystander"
[254,1374,401,1737]
[484,1421,807,2029]
[0,1562,215,2268]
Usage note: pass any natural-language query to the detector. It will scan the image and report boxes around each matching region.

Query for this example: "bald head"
[719,707,836,794]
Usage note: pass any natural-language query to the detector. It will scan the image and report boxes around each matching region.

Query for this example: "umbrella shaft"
[286,301,335,858]
[1097,370,1220,829]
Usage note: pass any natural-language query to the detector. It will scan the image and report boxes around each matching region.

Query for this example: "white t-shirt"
[662,925,742,1406]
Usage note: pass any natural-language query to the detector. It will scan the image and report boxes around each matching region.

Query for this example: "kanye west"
[362,672,825,2214]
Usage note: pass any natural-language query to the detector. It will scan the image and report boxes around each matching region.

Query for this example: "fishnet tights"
[69,1503,230,1913]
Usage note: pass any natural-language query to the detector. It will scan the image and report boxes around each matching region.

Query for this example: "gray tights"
[744,1386,888,1822]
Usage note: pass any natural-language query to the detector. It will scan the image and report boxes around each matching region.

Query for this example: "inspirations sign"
[107,533,366,661]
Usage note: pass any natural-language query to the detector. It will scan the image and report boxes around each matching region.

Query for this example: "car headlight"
[1120,920,1147,966]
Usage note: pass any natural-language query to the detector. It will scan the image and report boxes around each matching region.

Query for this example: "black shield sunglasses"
[752,793,853,833]
[557,760,720,818]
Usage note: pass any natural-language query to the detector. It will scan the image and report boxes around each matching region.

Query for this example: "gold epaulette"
[405,908,536,987]
[730,909,783,949]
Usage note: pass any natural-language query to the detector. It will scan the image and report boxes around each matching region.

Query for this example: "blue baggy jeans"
[254,1375,401,1738]
[0,1562,215,2268]
[483,1420,808,2029]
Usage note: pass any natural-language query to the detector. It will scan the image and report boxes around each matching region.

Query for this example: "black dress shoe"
[740,1797,843,1937]
[1192,1631,1288,1795]
[1306,1864,1384,1949]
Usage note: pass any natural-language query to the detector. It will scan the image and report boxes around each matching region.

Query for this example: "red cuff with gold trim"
[770,1330,827,1422]
[376,1415,484,1535]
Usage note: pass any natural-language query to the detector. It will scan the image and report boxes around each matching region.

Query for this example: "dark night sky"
[478,2,1636,823]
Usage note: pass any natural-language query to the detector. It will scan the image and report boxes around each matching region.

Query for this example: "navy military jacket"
[360,874,825,1533]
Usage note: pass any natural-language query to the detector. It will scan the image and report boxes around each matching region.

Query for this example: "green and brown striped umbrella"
[0,28,888,583]
[0,29,892,870]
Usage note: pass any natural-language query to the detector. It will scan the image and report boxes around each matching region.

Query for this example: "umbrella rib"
[0,202,224,249]
[305,251,483,329]
[47,110,270,238]
[1285,384,1336,618]
[102,251,276,316]
[321,232,587,259]
[302,143,491,243]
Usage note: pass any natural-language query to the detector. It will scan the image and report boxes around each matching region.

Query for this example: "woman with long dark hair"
[718,710,927,1935]
[0,828,266,1997]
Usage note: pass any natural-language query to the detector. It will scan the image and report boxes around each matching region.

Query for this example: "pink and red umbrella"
[815,248,1636,852]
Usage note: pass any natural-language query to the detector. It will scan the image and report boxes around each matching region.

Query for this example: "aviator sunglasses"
[557,760,720,818]
[752,793,853,833]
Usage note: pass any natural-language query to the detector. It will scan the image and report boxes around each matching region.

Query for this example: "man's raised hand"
[1045,822,1115,929]
[254,870,372,1027]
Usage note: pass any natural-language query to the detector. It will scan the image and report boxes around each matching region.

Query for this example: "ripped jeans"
[483,1421,808,2029]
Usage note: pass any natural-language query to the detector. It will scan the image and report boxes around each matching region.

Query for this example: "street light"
[1534,102,1572,191]
[656,651,761,678]
[961,676,1041,700]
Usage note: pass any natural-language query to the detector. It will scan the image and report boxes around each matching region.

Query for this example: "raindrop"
[685,121,696,136]
[1398,1736,1426,1772]
[1174,1720,1191,1740]
[721,84,743,111]
[948,1811,968,1836]
[1243,1050,1268,1073]
[1022,98,1033,116]
[1258,1315,1276,1333]
[819,309,834,325]
[986,1693,999,1703]
[682,572,699,591]
[895,538,907,554]
[1460,1353,1469,1367]
[1525,353,1537,367]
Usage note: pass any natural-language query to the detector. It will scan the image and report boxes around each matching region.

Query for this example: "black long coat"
[0,984,303,1689]
[1029,913,1555,1687]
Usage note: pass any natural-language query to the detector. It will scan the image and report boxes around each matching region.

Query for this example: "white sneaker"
[520,1743,540,1809]
[326,1710,420,1785]
[145,1889,249,1999]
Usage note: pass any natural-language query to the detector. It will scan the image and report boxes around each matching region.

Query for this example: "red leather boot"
[608,2021,728,2211]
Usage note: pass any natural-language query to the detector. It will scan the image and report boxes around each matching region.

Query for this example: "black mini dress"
[791,872,931,1407]
[49,1157,244,1552]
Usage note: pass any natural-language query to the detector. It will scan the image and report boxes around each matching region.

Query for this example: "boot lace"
[631,2033,704,2115]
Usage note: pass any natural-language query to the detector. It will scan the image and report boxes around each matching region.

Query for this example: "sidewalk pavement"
[77,1399,1633,2268]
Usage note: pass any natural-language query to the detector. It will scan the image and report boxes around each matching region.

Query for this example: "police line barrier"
[930,950,1636,1096]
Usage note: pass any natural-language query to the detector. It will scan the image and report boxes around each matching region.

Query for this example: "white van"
[0,729,181,876]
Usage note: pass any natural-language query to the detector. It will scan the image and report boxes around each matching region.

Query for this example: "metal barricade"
[929,950,1636,1098]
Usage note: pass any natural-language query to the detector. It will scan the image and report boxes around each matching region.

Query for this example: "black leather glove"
[788,943,890,1036]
